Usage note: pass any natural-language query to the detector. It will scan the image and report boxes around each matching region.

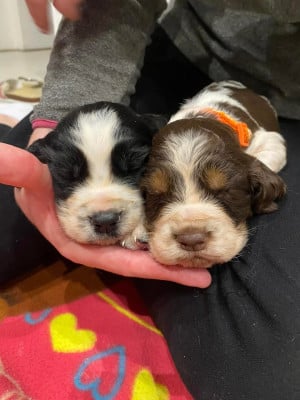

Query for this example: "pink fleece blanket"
[0,280,192,399]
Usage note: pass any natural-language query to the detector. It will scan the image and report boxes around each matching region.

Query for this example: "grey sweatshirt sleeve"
[32,0,166,124]
[160,0,300,119]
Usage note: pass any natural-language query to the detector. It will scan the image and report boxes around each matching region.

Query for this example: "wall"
[0,0,56,50]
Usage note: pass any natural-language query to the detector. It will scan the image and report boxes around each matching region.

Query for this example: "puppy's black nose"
[89,210,122,235]
[176,231,207,251]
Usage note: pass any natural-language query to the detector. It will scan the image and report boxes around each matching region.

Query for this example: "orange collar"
[200,108,252,147]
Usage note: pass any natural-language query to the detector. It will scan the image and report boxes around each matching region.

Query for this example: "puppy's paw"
[121,225,148,250]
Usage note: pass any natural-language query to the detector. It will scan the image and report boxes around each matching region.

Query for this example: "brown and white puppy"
[142,80,286,268]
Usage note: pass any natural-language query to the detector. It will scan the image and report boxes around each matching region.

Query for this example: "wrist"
[28,118,58,146]
[28,128,52,146]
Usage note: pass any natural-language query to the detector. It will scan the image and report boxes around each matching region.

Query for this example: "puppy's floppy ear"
[140,113,168,135]
[249,158,286,214]
[27,130,57,164]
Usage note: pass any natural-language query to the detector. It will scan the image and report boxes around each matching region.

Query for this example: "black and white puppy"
[142,81,287,268]
[28,102,166,249]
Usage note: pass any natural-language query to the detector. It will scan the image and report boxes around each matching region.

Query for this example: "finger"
[15,186,212,288]
[15,186,212,289]
[15,172,212,288]
[0,144,50,190]
[25,0,50,32]
[15,194,211,288]
[59,240,212,288]
[53,0,82,21]
[94,249,213,288]
[6,141,212,289]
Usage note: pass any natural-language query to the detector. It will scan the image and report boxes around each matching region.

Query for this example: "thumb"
[0,143,50,190]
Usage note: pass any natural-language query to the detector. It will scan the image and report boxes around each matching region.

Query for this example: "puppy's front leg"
[246,129,287,172]
[121,223,149,250]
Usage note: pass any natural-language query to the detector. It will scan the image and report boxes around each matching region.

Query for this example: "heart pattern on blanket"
[50,312,97,353]
[74,346,126,399]
[132,369,169,400]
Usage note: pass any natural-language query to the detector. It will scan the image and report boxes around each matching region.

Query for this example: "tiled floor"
[0,49,51,82]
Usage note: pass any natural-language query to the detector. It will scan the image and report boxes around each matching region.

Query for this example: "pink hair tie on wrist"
[32,119,58,130]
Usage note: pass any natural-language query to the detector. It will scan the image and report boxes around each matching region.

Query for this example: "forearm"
[32,0,166,126]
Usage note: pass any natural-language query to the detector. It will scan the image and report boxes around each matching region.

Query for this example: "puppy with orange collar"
[142,80,286,268]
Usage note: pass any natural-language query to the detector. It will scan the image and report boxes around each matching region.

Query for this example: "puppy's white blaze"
[246,129,287,172]
[72,108,119,182]
[164,131,216,172]
[165,132,223,203]
[149,201,248,268]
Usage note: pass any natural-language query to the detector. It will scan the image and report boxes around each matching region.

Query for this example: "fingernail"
[39,27,50,34]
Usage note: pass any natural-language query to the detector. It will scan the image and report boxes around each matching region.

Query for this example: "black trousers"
[137,117,300,400]
[0,28,299,399]
[0,118,58,284]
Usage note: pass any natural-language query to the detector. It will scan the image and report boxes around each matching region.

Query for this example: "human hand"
[0,141,212,288]
[25,0,83,33]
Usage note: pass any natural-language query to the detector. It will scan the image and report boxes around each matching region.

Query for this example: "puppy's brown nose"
[176,231,207,251]
[89,210,122,235]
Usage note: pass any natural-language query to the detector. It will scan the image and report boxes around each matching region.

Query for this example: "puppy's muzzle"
[88,209,122,236]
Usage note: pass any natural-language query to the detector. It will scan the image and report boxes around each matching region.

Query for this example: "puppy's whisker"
[247,227,258,237]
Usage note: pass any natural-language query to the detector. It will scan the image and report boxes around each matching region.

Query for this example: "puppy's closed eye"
[203,167,227,191]
[143,168,170,194]
[111,140,151,179]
